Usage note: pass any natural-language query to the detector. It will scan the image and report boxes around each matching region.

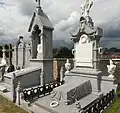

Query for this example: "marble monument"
[28,0,54,83]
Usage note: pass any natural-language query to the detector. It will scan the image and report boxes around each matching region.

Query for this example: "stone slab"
[75,42,93,67]
[50,80,92,105]
[69,68,102,76]
[4,67,41,77]
[34,92,100,113]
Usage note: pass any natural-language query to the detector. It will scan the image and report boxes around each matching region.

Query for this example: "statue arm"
[87,0,93,11]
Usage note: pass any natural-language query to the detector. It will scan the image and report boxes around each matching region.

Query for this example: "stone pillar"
[11,73,16,103]
[16,45,18,69]
[8,44,12,65]
[60,67,64,83]
[93,40,99,70]
[16,82,21,105]
[40,69,45,86]
[40,33,44,58]
[30,35,33,58]
[22,44,25,69]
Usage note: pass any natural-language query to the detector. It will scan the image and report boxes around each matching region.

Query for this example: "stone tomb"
[12,44,31,69]
[28,0,54,84]
[3,67,41,90]
[34,79,101,113]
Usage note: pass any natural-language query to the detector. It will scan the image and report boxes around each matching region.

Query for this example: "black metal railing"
[22,81,63,101]
[82,89,115,113]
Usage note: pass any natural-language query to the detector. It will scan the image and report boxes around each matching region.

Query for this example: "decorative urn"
[65,59,71,74]
[107,59,116,78]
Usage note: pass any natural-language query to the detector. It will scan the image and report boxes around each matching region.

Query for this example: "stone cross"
[1,46,7,65]
[40,69,45,86]
[7,44,13,65]
[35,0,41,7]
[6,44,15,73]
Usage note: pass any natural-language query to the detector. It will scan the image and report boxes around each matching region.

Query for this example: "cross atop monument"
[35,0,41,7]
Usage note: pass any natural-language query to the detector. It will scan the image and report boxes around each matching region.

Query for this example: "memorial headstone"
[6,44,15,73]
[69,0,103,92]
[28,0,54,83]
[15,36,25,69]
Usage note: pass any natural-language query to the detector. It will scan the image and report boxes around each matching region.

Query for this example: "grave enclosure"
[0,0,119,113]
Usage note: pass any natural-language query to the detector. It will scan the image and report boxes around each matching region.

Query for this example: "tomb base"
[65,67,103,93]
[30,58,54,84]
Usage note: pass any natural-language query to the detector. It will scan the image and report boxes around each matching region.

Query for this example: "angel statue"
[81,0,94,17]
[35,0,41,7]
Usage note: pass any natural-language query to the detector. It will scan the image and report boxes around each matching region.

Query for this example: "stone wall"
[53,59,120,81]
[53,58,74,82]
[1,55,120,82]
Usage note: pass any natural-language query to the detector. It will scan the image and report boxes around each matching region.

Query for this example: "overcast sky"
[0,0,120,42]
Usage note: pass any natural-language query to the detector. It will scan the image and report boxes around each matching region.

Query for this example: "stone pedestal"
[28,1,54,84]
[66,68,102,92]
[30,59,53,83]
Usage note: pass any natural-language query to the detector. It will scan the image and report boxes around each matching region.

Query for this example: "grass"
[0,95,28,113]
[1,93,120,113]
[105,98,120,113]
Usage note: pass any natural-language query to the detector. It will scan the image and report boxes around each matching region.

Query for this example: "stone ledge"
[30,59,53,61]
[101,76,114,82]
[4,67,41,78]
[69,68,102,76]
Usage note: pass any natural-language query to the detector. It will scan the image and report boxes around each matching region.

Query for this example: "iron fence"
[22,81,63,102]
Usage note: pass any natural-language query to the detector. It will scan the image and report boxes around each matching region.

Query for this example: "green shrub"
[116,84,120,98]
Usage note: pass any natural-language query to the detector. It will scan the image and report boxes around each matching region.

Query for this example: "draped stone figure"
[81,0,94,17]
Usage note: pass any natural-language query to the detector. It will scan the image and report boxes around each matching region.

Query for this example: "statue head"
[34,24,39,31]
[33,24,41,35]
[80,16,86,23]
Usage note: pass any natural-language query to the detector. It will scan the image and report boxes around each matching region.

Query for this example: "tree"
[0,45,2,57]
[53,47,74,58]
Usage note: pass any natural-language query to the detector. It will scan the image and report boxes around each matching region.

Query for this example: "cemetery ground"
[0,95,28,113]
[0,95,120,113]
[105,88,120,113]
[105,98,120,113]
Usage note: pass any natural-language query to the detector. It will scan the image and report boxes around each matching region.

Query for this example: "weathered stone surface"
[50,80,92,105]
[0,85,7,92]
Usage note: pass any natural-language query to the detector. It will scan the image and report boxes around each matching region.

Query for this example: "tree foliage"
[53,47,74,58]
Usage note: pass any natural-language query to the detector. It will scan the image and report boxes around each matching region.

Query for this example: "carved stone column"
[40,33,44,58]
[40,69,45,86]
[11,73,16,103]
[60,67,64,84]
[16,82,21,105]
